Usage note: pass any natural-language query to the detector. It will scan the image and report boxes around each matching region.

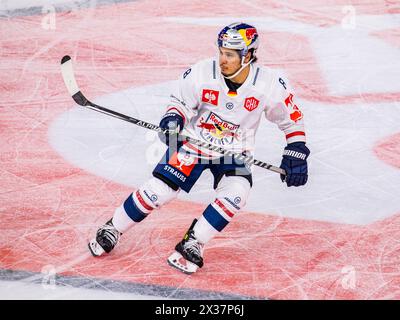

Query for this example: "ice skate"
[88,219,121,257]
[167,219,204,274]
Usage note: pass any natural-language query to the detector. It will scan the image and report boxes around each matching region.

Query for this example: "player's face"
[219,47,241,76]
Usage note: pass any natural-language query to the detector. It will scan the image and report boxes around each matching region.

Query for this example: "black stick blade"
[61,55,71,64]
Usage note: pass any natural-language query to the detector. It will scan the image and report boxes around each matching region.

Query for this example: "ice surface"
[1,0,400,300]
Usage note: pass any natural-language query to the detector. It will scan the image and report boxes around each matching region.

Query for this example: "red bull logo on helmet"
[246,28,257,40]
[238,27,258,46]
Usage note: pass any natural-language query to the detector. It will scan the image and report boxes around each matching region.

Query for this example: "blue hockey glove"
[158,112,184,146]
[279,142,310,187]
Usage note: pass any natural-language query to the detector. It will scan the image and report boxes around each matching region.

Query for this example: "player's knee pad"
[215,175,251,213]
[135,177,179,212]
[123,177,179,223]
[204,175,250,227]
[201,176,250,233]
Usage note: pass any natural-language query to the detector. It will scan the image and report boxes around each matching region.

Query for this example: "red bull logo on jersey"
[201,89,219,106]
[197,112,240,145]
[244,97,259,112]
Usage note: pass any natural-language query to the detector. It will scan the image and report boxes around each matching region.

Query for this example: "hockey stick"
[60,55,286,176]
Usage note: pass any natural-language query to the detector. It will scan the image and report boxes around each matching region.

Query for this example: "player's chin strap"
[222,56,254,80]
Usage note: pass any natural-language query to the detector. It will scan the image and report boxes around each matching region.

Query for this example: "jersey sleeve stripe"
[285,131,305,139]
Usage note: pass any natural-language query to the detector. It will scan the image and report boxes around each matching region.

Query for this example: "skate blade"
[167,251,199,275]
[88,238,105,257]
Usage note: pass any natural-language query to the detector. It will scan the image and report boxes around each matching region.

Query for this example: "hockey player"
[88,22,310,274]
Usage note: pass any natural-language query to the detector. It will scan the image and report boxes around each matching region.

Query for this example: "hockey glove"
[158,112,184,146]
[279,142,310,187]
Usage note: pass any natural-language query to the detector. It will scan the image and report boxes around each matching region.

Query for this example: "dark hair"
[234,48,257,63]
[249,49,257,63]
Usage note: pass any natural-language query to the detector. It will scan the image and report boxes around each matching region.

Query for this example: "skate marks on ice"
[374,132,400,170]
[1,0,400,300]
[1,186,400,299]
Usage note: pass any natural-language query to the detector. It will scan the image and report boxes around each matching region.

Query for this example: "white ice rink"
[1,0,400,300]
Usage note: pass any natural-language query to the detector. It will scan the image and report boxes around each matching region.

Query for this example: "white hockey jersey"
[165,58,306,159]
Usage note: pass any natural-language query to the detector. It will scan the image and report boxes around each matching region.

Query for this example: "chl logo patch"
[244,97,259,112]
[202,89,219,106]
